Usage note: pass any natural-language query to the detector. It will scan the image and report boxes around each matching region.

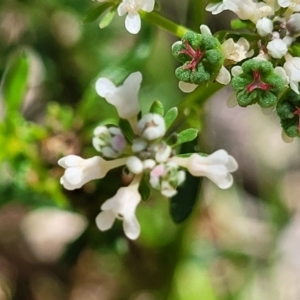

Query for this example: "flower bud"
[137,113,166,141]
[256,17,273,36]
[92,126,126,158]
[267,38,288,58]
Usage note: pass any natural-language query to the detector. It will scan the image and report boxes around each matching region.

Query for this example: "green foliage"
[174,128,198,146]
[172,30,224,85]
[164,107,178,129]
[150,100,165,116]
[231,59,285,108]
[277,89,300,138]
[1,51,29,116]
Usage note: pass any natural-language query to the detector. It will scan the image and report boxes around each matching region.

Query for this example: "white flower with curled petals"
[206,2,228,14]
[95,180,141,240]
[170,150,238,189]
[222,38,254,63]
[211,0,273,23]
[267,38,288,58]
[284,54,300,94]
[117,0,155,34]
[137,113,166,140]
[58,155,127,190]
[256,17,273,36]
[95,72,142,120]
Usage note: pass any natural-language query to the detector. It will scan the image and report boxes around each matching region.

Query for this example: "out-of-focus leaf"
[99,7,116,29]
[149,100,164,115]
[118,118,134,143]
[175,128,198,145]
[170,139,200,224]
[1,51,29,114]
[170,173,201,224]
[165,107,178,129]
[138,174,151,201]
[83,3,112,23]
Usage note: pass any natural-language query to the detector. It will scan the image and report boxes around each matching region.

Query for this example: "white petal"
[95,78,117,98]
[95,211,115,231]
[231,66,243,77]
[117,3,126,16]
[64,168,83,185]
[226,92,238,108]
[200,24,212,35]
[126,156,143,174]
[123,216,141,240]
[178,81,198,93]
[125,13,141,34]
[58,155,83,168]
[216,66,231,85]
[141,0,155,12]
[226,156,238,172]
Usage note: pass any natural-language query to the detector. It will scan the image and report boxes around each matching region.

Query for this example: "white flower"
[95,181,141,240]
[222,37,254,63]
[170,150,238,189]
[278,0,300,12]
[267,38,288,58]
[223,0,273,23]
[137,113,166,140]
[126,156,143,174]
[92,126,126,158]
[117,0,155,34]
[206,2,228,14]
[58,155,127,190]
[284,53,300,94]
[95,71,142,120]
[256,17,273,36]
[149,162,186,197]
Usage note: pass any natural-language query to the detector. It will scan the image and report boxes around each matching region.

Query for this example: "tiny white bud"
[256,17,273,36]
[126,156,143,174]
[267,38,288,58]
[132,138,147,153]
[137,113,166,141]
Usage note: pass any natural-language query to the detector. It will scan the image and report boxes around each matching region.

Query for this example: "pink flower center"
[179,41,204,71]
[246,70,273,93]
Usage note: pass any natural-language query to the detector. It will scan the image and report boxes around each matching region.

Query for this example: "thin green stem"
[140,11,191,38]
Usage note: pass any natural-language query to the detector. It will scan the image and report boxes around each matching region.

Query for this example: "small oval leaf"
[176,128,198,145]
[164,107,178,129]
[149,100,164,116]
[99,7,116,29]
[83,3,112,23]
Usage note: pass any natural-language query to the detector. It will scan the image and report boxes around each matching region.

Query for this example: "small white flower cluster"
[58,72,238,240]
[206,0,300,94]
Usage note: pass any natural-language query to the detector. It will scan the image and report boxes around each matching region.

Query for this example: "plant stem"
[140,11,191,38]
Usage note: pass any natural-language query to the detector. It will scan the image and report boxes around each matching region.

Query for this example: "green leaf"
[83,3,112,23]
[176,128,198,145]
[164,107,178,129]
[170,173,201,224]
[118,118,134,143]
[138,174,151,201]
[149,100,164,116]
[170,139,201,224]
[99,7,116,29]
[1,51,30,114]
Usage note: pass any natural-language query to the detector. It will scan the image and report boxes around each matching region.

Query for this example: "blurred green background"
[0,0,300,299]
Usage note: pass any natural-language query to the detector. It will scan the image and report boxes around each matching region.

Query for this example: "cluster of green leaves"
[277,89,300,138]
[172,31,224,85]
[231,59,285,108]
